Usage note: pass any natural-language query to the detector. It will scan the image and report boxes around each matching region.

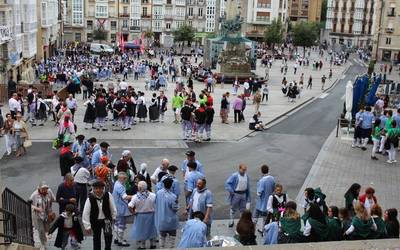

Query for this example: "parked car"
[89,43,114,54]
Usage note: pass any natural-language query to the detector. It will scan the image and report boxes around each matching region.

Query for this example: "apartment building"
[37,0,59,61]
[288,0,322,22]
[186,0,206,32]
[244,0,288,39]
[372,0,400,62]
[63,0,85,42]
[85,0,119,43]
[325,0,377,49]
[0,0,13,84]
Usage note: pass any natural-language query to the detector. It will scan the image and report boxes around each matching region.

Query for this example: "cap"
[185,150,195,157]
[100,142,110,148]
[63,141,72,147]
[38,181,49,189]
[91,179,105,187]
[167,165,178,172]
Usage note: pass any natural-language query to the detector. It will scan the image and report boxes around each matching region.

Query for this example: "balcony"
[257,3,272,9]
[255,17,270,23]
[129,26,141,32]
[120,13,129,18]
[141,15,151,18]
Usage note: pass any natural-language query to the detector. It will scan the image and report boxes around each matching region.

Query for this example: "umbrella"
[345,80,353,122]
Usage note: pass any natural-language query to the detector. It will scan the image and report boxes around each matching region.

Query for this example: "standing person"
[91,141,112,168]
[29,182,56,250]
[83,95,96,129]
[384,120,400,163]
[128,181,158,249]
[59,141,75,177]
[225,164,251,227]
[58,115,75,144]
[56,173,78,214]
[8,93,21,118]
[236,210,257,246]
[262,84,269,103]
[232,95,243,123]
[156,165,181,199]
[48,203,84,250]
[184,162,205,206]
[70,157,90,214]
[155,178,179,248]
[66,94,78,121]
[138,163,152,191]
[7,75,17,98]
[194,103,206,142]
[150,159,170,184]
[171,90,183,123]
[112,172,133,247]
[3,113,15,156]
[344,183,361,216]
[277,201,303,243]
[12,112,28,157]
[220,93,230,124]
[266,183,289,222]
[371,119,382,160]
[188,178,213,238]
[180,100,193,140]
[352,107,364,148]
[82,180,117,250]
[360,106,374,150]
[177,211,207,248]
[204,102,215,141]
[307,75,313,89]
[181,150,204,180]
[254,164,275,231]
[137,92,147,122]
[359,187,377,215]
[157,90,168,122]
[95,94,108,131]
[384,208,400,238]
[254,91,262,113]
[321,75,326,90]
[35,95,49,126]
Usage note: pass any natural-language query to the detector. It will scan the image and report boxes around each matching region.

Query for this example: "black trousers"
[75,183,87,214]
[92,220,112,250]
[234,110,242,123]
[262,94,268,102]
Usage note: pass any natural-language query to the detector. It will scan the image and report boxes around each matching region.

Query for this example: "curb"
[295,129,337,207]
[322,64,351,93]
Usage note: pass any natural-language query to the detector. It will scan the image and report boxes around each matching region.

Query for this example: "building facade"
[372,0,400,62]
[244,0,288,39]
[63,0,85,42]
[85,0,119,43]
[288,0,322,22]
[325,0,377,49]
[37,0,59,61]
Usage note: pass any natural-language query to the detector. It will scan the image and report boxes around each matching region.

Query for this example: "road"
[0,60,366,220]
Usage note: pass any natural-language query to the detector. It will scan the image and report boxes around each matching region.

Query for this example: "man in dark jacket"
[194,103,206,142]
[157,91,168,122]
[7,75,16,98]
[205,102,215,141]
[59,141,75,177]
[180,101,193,140]
[56,173,78,214]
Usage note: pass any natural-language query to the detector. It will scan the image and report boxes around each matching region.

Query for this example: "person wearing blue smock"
[181,150,204,180]
[112,172,132,247]
[91,141,112,168]
[225,164,251,228]
[156,165,181,199]
[360,106,375,150]
[254,164,275,232]
[185,162,205,206]
[155,178,179,248]
[72,135,90,167]
[178,211,207,248]
[128,181,157,249]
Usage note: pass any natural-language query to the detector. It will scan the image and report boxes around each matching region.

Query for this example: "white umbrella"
[345,80,353,122]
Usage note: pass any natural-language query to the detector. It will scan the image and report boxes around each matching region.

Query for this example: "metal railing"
[1,188,34,246]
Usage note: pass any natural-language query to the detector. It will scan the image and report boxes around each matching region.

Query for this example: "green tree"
[92,30,108,43]
[173,24,195,46]
[264,19,283,51]
[292,22,319,57]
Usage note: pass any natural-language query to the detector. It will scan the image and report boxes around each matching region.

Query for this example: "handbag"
[47,211,56,223]
[23,139,32,148]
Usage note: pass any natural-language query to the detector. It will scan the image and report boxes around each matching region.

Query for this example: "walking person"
[233,95,243,123]
[82,180,117,250]
[360,106,375,151]
[112,172,133,247]
[70,157,90,213]
[254,91,262,113]
[254,164,275,232]
[83,95,96,129]
[220,92,230,124]
[56,173,78,215]
[155,178,179,248]
[95,94,108,131]
[225,164,251,228]
[157,91,168,122]
[307,75,313,89]
[12,112,29,157]
[3,113,15,156]
[66,94,78,121]
[128,181,158,249]
[29,182,56,250]
[262,84,269,103]
[321,75,327,90]
[194,103,206,142]
[204,102,215,141]
[180,100,193,140]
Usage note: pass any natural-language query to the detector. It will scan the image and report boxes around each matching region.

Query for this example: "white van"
[89,43,114,54]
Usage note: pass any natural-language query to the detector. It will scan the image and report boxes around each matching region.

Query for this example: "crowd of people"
[27,137,399,249]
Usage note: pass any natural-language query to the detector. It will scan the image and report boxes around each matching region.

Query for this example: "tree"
[173,25,195,46]
[92,30,108,43]
[264,19,283,51]
[292,22,319,57]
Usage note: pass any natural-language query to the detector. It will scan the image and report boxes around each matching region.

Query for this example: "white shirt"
[119,81,128,90]
[8,98,21,112]
[150,166,167,184]
[235,174,247,191]
[267,194,289,213]
[192,191,201,212]
[364,198,375,214]
[128,192,156,213]
[82,193,117,230]
[71,167,91,184]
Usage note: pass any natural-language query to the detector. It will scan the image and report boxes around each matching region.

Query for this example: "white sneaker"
[387,160,393,164]
[392,160,397,163]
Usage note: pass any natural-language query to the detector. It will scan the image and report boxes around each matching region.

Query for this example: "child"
[266,183,289,223]
[371,118,381,160]
[48,204,83,249]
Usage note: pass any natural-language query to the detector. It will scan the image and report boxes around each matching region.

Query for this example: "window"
[176,0,185,5]
[388,7,395,16]
[41,2,47,25]
[75,32,81,41]
[153,6,163,19]
[142,7,148,16]
[167,0,172,4]
[87,20,93,29]
[123,6,128,15]
[188,7,194,16]
[176,7,185,17]
[111,33,116,42]
[95,3,108,18]
[131,19,140,27]
[111,21,117,30]
[131,5,140,17]
[386,37,391,45]
[188,20,193,27]
[122,0,129,3]
[199,8,203,16]
[176,20,184,28]
[72,0,83,26]
[153,20,162,31]
[166,22,171,29]
[87,33,93,42]
[122,19,128,28]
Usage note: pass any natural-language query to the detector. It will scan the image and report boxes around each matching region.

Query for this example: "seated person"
[249,112,264,131]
